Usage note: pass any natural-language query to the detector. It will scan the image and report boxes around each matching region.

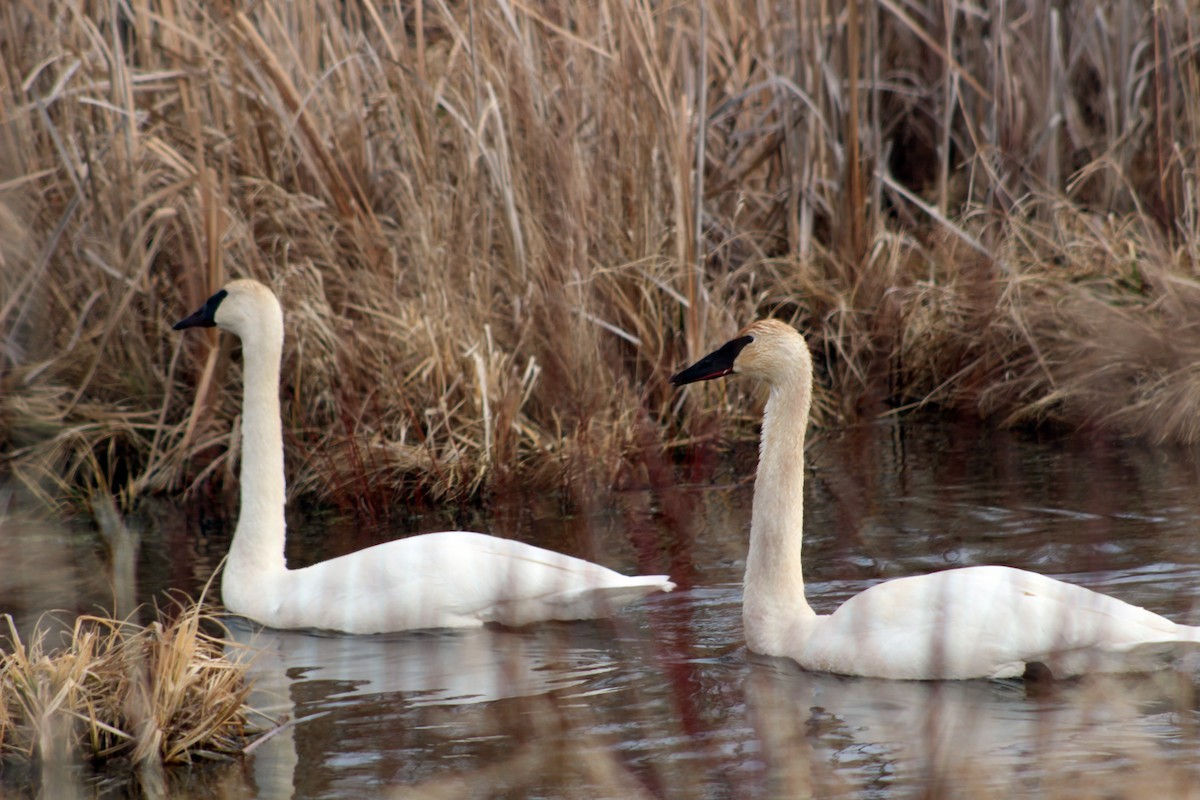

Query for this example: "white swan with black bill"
[671,319,1200,679]
[175,279,673,634]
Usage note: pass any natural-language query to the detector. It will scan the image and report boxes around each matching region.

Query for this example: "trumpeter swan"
[174,280,673,633]
[672,319,1200,679]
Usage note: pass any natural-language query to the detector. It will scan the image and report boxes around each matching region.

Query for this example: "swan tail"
[1109,622,1200,651]
[1054,629,1200,675]
[549,577,676,620]
[493,577,675,626]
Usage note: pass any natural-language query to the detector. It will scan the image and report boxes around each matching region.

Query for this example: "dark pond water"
[4,416,1200,797]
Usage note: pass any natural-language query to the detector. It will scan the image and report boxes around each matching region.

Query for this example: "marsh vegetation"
[2,0,1199,510]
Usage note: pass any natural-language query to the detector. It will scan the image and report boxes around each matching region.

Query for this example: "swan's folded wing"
[278,531,672,633]
[807,566,1198,679]
[401,531,674,626]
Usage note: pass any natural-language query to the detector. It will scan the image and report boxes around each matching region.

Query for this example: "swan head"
[670,319,811,388]
[174,279,283,344]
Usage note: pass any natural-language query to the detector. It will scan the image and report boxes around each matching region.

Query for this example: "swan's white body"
[673,319,1200,679]
[176,280,673,634]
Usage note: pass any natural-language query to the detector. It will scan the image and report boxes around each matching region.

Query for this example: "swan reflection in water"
[223,617,629,797]
[224,599,1200,798]
[744,652,1200,796]
[225,617,619,709]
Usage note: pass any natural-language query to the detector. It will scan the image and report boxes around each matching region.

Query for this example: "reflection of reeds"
[384,694,661,800]
[0,601,252,771]
[2,0,1199,509]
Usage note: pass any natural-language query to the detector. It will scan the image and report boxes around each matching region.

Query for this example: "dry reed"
[0,600,252,772]
[0,0,1198,510]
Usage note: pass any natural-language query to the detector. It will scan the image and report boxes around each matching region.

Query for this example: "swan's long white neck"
[228,314,288,579]
[743,366,818,652]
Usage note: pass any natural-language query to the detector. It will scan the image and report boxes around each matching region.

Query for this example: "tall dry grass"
[1,0,1198,509]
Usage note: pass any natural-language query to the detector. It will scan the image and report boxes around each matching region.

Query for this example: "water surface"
[4,416,1200,797]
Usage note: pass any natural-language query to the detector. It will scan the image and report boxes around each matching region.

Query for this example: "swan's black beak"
[670,335,753,385]
[174,289,228,331]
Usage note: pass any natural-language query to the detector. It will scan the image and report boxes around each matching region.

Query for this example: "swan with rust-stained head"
[175,279,673,634]
[672,319,1200,679]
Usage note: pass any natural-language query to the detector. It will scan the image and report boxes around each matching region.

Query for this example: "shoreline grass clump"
[0,601,253,773]
[0,0,1198,510]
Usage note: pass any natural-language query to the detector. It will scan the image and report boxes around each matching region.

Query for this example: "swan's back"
[798,566,1200,679]
[225,531,674,634]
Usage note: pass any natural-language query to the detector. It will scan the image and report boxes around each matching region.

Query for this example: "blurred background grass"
[1,0,1198,513]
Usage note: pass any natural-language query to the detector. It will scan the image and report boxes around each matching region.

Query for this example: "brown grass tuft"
[0,600,252,770]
